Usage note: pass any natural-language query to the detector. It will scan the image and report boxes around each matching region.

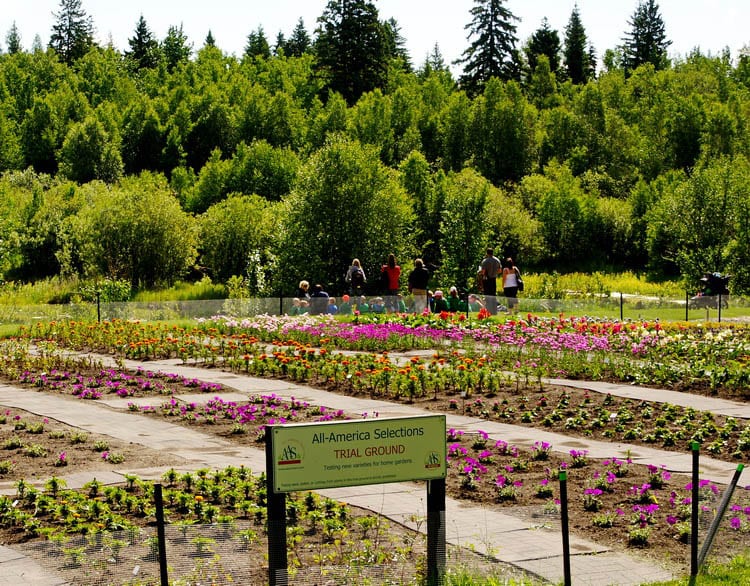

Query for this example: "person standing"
[297,280,311,300]
[480,248,502,315]
[407,258,430,313]
[344,259,367,296]
[381,253,401,312]
[502,257,521,314]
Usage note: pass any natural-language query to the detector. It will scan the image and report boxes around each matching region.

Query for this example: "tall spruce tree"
[622,0,671,73]
[245,26,271,59]
[125,15,160,71]
[284,18,311,57]
[563,4,593,84]
[48,0,96,64]
[6,22,22,54]
[524,18,561,77]
[456,0,520,93]
[383,17,412,70]
[314,0,390,104]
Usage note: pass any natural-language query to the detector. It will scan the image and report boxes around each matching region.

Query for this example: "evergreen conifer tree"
[245,26,271,59]
[284,18,311,57]
[314,0,390,104]
[162,24,192,72]
[125,15,160,70]
[456,0,520,94]
[622,0,671,73]
[524,18,561,77]
[563,4,592,84]
[48,0,96,64]
[383,17,412,70]
[6,22,22,54]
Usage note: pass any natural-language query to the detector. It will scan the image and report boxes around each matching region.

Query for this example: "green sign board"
[271,415,446,492]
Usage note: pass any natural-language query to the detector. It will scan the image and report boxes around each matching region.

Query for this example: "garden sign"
[266,414,447,585]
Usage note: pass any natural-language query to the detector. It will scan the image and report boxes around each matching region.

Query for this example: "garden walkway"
[0,356,748,586]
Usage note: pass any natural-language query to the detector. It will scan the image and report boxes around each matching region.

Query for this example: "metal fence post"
[154,484,169,586]
[690,442,700,580]
[426,478,446,586]
[697,463,745,569]
[559,470,572,586]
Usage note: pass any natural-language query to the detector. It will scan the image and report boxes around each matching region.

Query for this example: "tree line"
[1,0,750,297]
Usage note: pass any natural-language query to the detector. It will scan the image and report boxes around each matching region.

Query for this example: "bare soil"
[0,363,748,582]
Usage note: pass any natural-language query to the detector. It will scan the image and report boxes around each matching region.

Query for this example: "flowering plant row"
[443,429,750,552]
[19,314,750,395]
[2,335,750,459]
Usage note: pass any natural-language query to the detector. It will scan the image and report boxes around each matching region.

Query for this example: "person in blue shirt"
[309,284,329,315]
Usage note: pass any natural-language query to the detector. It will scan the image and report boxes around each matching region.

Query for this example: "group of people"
[290,284,406,316]
[479,248,521,315]
[291,248,522,317]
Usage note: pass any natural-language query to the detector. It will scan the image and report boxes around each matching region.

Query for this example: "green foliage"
[199,194,279,290]
[280,136,415,294]
[73,173,198,289]
[2,22,750,294]
[78,278,132,303]
[438,169,489,291]
[471,79,537,184]
[58,114,123,184]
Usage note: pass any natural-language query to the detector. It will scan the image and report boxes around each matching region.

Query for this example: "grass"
[522,271,687,300]
[0,277,226,306]
[0,273,683,306]
[130,278,226,302]
[647,552,750,585]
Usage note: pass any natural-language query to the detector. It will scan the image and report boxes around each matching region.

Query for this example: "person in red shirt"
[381,253,401,313]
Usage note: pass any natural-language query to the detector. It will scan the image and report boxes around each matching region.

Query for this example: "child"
[338,294,352,315]
[327,297,338,315]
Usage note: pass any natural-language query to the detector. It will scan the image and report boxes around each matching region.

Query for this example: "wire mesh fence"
[1,292,749,326]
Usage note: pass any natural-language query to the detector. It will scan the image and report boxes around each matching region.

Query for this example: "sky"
[3,0,749,71]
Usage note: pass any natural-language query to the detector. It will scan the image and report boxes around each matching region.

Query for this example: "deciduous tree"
[199,194,278,285]
[279,136,414,293]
